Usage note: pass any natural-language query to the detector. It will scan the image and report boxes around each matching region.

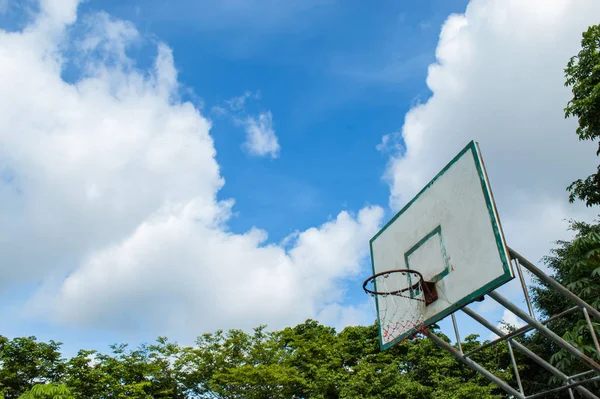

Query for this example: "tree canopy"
[1,322,509,399]
[565,24,600,206]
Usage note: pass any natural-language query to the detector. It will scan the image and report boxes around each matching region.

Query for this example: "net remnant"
[363,270,429,344]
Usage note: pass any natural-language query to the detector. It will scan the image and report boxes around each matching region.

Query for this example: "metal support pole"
[489,291,600,372]
[513,258,536,319]
[507,340,525,395]
[463,306,579,358]
[451,313,463,354]
[569,370,597,381]
[423,329,524,399]
[525,376,600,399]
[462,306,598,399]
[582,307,600,356]
[508,247,600,321]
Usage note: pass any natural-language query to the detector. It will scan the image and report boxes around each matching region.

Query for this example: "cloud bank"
[383,0,600,264]
[0,0,382,337]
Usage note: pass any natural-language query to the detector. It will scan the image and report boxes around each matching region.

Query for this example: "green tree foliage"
[564,24,600,206]
[1,324,509,399]
[18,384,74,399]
[0,336,65,399]
[175,325,306,399]
[64,338,185,399]
[278,320,342,398]
[528,219,600,395]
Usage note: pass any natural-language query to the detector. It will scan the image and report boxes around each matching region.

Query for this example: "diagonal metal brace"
[463,306,579,359]
[462,306,599,399]
[423,329,524,398]
[488,291,600,373]
[525,376,600,399]
[508,247,600,321]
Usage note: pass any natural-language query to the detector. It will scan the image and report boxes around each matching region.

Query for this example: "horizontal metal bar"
[489,291,600,373]
[525,376,600,399]
[424,329,524,399]
[462,330,516,358]
[462,306,599,399]
[463,306,579,358]
[569,369,598,381]
[508,247,600,321]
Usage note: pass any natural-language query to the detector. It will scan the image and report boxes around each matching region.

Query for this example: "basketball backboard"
[369,141,513,350]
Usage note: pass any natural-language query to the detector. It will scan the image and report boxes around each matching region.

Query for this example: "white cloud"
[316,301,375,332]
[39,0,79,26]
[38,205,382,335]
[0,1,382,337]
[383,0,600,265]
[213,91,280,158]
[376,134,392,153]
[490,309,525,340]
[76,12,140,68]
[376,131,404,154]
[210,105,228,116]
[241,111,280,158]
[225,90,260,111]
[1,13,218,283]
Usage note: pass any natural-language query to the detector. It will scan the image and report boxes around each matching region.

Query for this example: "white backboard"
[370,141,513,350]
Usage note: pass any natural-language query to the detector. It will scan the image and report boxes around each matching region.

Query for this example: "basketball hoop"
[363,269,438,343]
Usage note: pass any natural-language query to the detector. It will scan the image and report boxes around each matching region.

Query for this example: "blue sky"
[2,0,600,358]
[72,0,467,241]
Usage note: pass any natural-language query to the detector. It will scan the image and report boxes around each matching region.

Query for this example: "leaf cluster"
[564,24,600,206]
[1,322,512,399]
[527,219,600,395]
